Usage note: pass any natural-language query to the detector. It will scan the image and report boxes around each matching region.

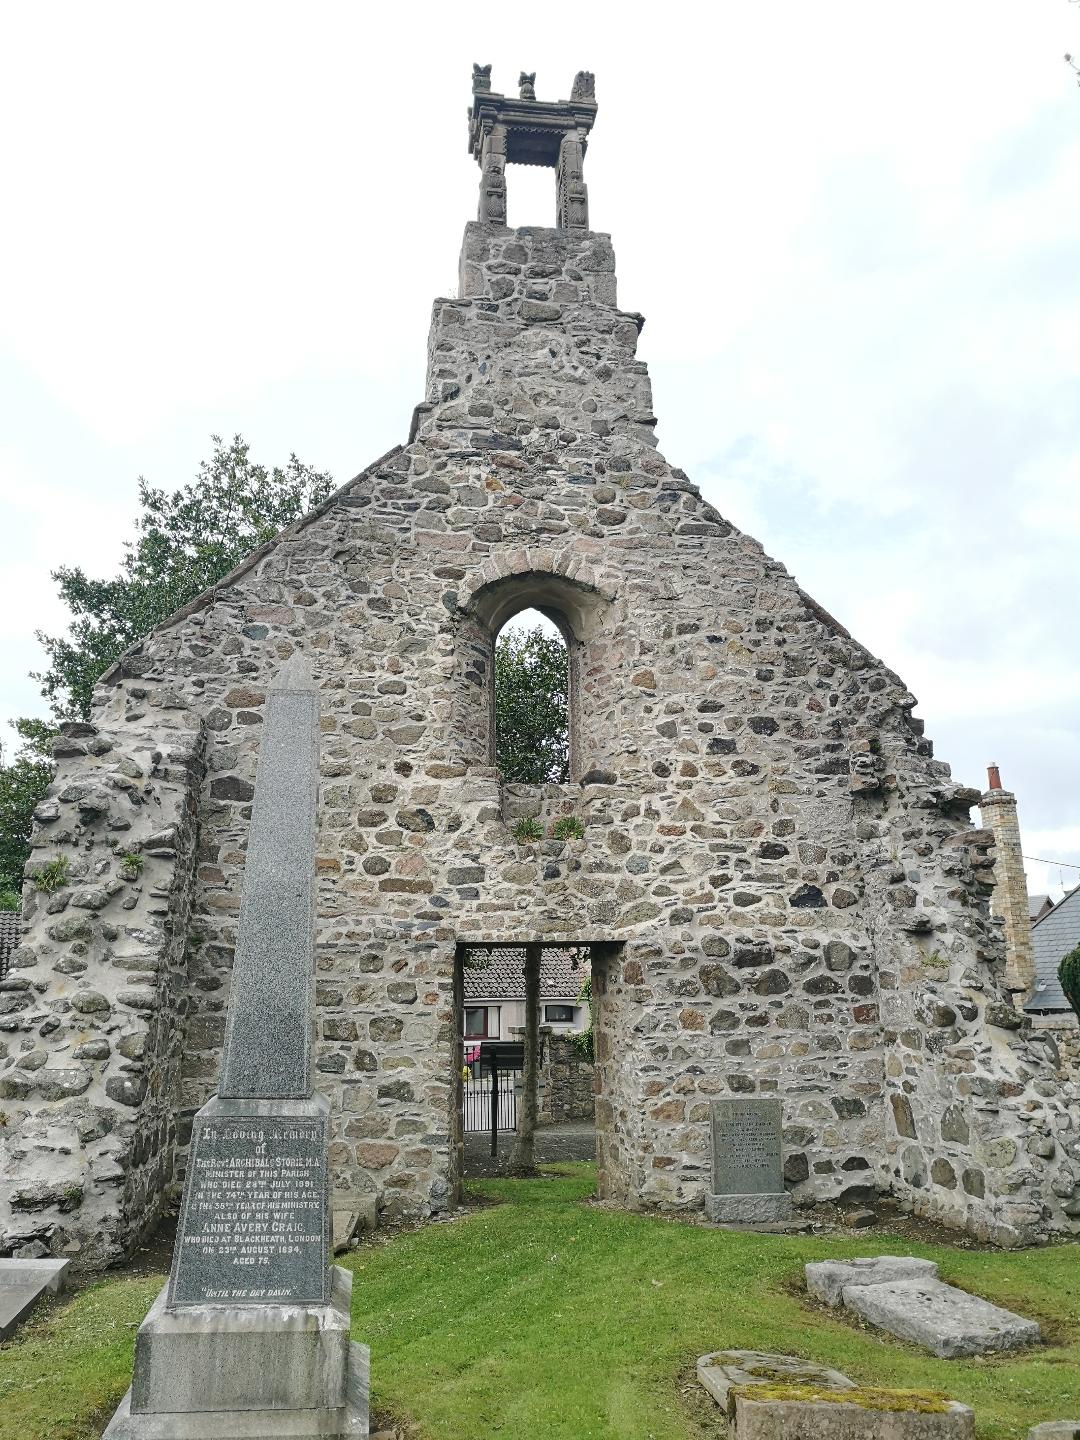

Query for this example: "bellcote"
[468,66,597,230]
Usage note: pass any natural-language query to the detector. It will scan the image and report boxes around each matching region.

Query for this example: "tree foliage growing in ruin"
[34,435,335,722]
[494,624,570,784]
[1,437,334,906]
[1059,943,1080,1021]
[0,721,55,908]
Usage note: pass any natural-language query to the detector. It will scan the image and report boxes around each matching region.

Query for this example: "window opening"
[494,608,569,783]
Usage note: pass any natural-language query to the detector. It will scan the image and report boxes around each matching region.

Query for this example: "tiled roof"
[0,910,21,980]
[1026,886,1080,1013]
[1029,894,1055,923]
[463,946,589,1002]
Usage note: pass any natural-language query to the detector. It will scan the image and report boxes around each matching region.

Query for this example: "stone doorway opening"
[452,942,610,1185]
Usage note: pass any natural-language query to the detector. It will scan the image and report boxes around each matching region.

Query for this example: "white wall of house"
[464,998,586,1040]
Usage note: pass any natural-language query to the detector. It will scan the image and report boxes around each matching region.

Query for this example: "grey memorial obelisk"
[105,655,369,1439]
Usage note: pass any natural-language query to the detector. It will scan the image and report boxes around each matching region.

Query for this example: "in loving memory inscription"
[169,1115,329,1306]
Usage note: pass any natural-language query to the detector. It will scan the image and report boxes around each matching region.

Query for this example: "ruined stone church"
[3,69,1077,1265]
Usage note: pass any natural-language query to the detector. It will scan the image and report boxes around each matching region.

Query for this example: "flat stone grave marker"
[705,1098,792,1223]
[805,1257,1041,1359]
[697,1348,974,1439]
[806,1255,939,1308]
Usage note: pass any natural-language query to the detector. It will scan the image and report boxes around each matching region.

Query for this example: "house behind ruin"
[2,68,1079,1266]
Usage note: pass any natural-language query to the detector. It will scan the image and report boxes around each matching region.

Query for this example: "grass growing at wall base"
[1,1164,1077,1440]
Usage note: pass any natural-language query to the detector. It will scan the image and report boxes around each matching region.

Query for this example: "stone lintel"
[468,92,597,168]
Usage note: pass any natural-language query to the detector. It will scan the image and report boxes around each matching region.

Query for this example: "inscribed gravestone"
[706,1098,792,1223]
[169,1109,329,1307]
[103,656,368,1439]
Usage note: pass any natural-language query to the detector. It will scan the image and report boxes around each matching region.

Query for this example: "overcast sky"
[1,2,1078,897]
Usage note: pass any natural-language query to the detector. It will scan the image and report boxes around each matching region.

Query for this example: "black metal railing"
[463,1062,519,1133]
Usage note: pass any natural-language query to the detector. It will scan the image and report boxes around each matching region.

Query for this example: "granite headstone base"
[705,1191,793,1223]
[103,1268,367,1440]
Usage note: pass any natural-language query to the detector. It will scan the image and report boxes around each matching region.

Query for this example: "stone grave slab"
[806,1256,940,1308]
[1028,1426,1080,1440]
[705,1098,792,1223]
[841,1276,1040,1358]
[696,1349,974,1439]
[0,1256,69,1339]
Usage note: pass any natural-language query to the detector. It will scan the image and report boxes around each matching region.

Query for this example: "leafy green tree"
[0,720,55,909]
[494,624,569,784]
[34,434,334,721]
[1059,943,1080,1022]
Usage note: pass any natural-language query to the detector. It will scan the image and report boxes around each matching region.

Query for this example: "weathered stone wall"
[3,220,1078,1261]
[1030,1013,1080,1087]
[540,1031,595,1125]
[0,720,204,1265]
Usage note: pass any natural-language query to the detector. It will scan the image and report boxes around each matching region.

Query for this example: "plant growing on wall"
[1059,943,1080,1021]
[571,974,594,1063]
[552,815,584,841]
[31,855,69,894]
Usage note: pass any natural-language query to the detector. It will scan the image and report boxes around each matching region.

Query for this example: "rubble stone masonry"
[3,218,1079,1266]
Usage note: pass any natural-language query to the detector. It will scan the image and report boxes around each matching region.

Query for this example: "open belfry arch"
[3,68,1079,1267]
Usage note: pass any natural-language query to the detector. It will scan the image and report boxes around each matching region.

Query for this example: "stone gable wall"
[2,222,1078,1263]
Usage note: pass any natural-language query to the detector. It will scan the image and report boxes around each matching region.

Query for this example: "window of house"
[465,1006,500,1039]
[544,1003,576,1024]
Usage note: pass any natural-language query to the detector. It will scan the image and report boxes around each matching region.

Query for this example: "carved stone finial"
[518,71,536,100]
[472,62,492,93]
[571,71,595,102]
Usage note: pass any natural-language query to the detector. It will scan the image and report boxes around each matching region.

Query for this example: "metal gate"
[462,1063,519,1133]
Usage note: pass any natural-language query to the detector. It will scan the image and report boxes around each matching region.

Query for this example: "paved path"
[464,1120,596,1178]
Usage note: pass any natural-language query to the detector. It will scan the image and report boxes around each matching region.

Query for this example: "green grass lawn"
[1,1163,1077,1440]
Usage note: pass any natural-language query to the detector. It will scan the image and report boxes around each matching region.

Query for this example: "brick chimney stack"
[979,763,1036,1002]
